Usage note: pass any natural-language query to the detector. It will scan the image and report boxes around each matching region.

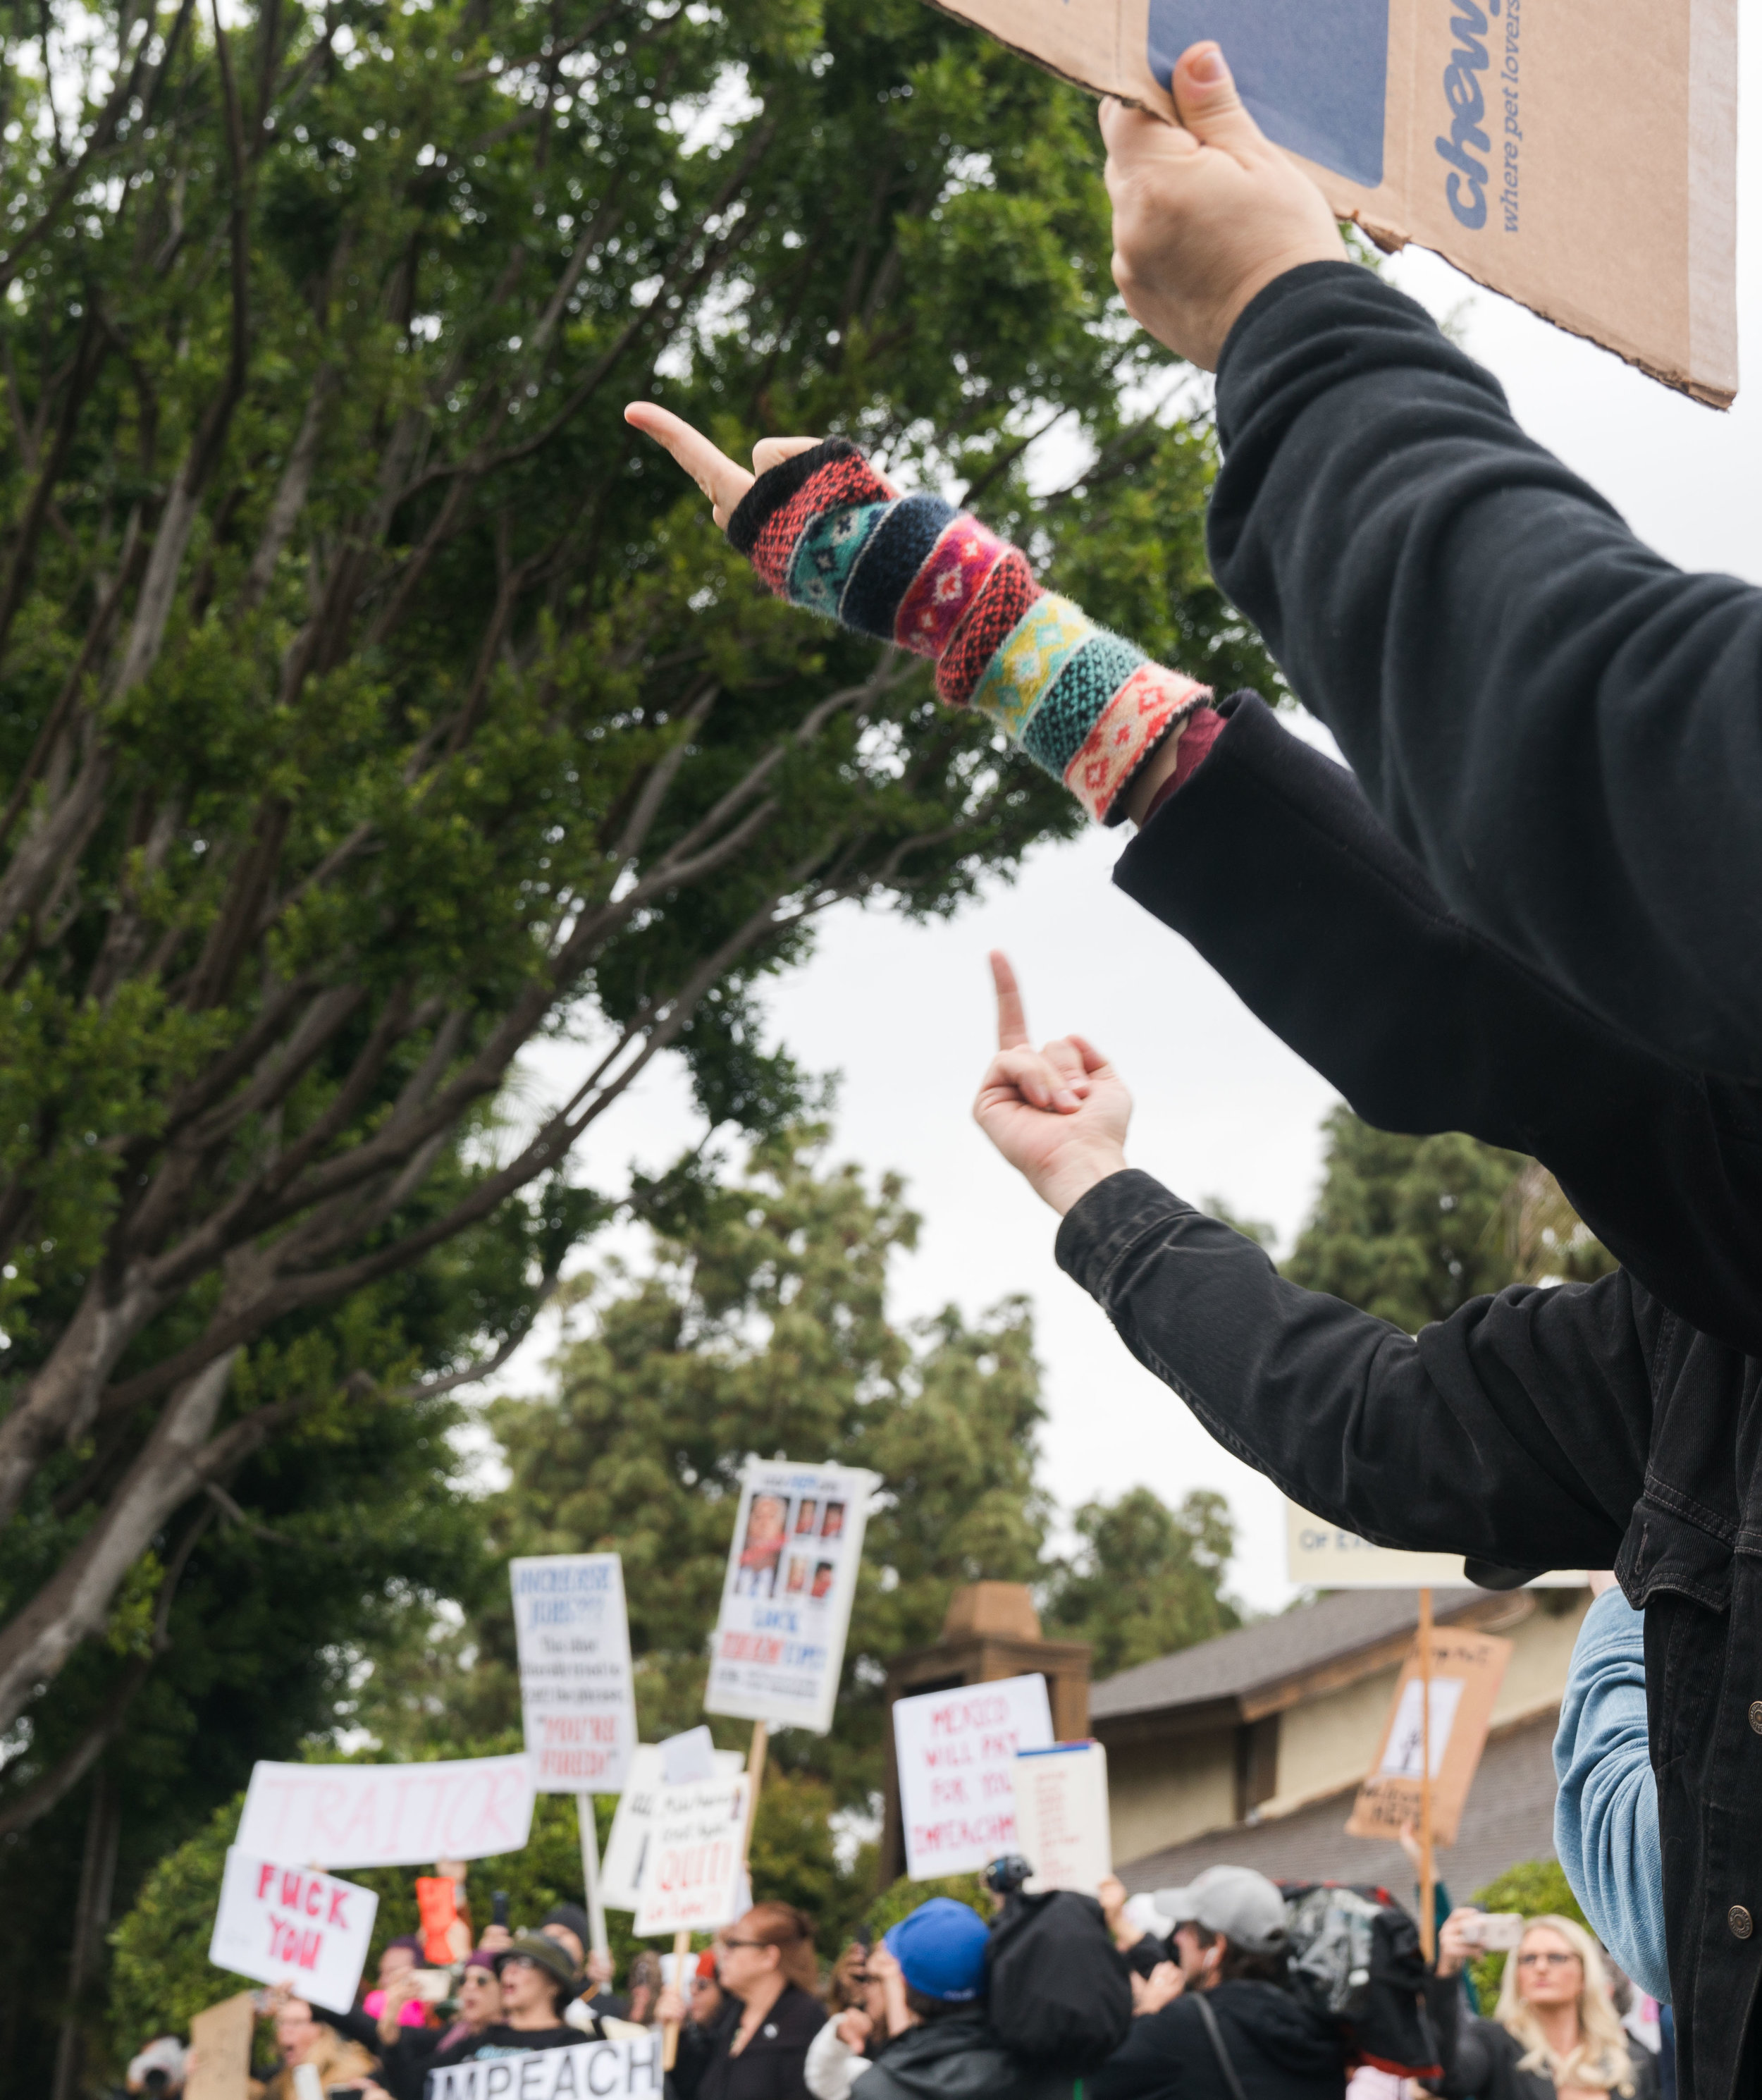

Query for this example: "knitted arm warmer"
[725,438,1214,825]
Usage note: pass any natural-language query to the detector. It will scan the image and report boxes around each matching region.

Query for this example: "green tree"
[1282,1110,1611,1333]
[360,1127,1050,1809]
[1042,1485,1243,1678]
[1467,1857,1588,2006]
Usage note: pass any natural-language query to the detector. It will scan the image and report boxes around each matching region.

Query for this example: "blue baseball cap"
[883,1897,990,2003]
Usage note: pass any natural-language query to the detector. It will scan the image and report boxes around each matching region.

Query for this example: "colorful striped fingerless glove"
[725,439,1212,825]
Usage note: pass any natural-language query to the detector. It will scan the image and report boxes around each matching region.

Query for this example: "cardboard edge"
[1687,0,1739,398]
[916,0,1177,119]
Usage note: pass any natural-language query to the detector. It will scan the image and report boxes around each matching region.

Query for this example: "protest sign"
[207,1849,378,2007]
[1286,1504,1587,1588]
[892,1673,1055,1879]
[599,1743,746,1912]
[632,1775,752,1937]
[426,2035,665,2100]
[1345,1623,1513,1845]
[237,1755,534,1869]
[510,1554,640,1794]
[704,1460,880,1734]
[1012,1740,1112,1895]
[922,0,1737,405]
[185,1994,256,2100]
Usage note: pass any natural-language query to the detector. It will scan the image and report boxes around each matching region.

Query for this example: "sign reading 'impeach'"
[425,2037,663,2100]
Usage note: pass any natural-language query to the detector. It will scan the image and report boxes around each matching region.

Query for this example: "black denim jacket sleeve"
[1055,1171,1649,1573]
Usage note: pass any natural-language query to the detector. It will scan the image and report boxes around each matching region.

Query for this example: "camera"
[142,2073,170,2098]
[982,1854,1033,1897]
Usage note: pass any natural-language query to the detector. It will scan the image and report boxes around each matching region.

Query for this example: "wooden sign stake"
[662,1929,691,2070]
[741,1719,769,1869]
[1417,1586,1436,1963]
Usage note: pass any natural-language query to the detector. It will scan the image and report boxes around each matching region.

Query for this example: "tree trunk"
[51,1764,121,2100]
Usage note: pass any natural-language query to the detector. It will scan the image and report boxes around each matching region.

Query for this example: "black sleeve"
[1111,690,1762,1356]
[1055,1172,1652,1572]
[1088,1998,1200,2100]
[313,2007,384,2056]
[1122,1935,1169,1980]
[1208,259,1762,1086]
[1420,1984,1507,2099]
[668,2016,718,2100]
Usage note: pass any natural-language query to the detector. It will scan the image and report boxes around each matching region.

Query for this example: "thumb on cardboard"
[1171,44,1267,159]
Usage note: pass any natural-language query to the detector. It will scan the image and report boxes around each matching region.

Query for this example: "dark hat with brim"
[494,1933,577,1994]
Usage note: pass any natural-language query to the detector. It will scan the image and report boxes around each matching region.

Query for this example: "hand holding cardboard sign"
[622,408,820,532]
[1101,43,1346,370]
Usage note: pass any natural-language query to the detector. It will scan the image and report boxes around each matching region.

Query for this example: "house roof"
[1089,1588,1502,1728]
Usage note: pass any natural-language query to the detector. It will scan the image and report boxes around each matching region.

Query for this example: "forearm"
[1553,1588,1668,2002]
[1211,261,1762,1082]
[725,443,1211,826]
[1114,691,1762,1357]
[1055,1171,1644,1571]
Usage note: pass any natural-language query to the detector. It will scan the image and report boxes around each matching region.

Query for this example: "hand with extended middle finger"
[973,951,1130,1215]
[622,404,826,529]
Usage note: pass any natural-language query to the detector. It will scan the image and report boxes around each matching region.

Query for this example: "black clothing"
[429,2020,589,2068]
[1422,1977,1659,2100]
[670,1984,825,2100]
[1090,1981,1345,2100]
[1065,699,1762,2100]
[581,1989,632,2021]
[856,2013,1077,2100]
[1123,689,1762,1361]
[1209,257,1762,1086]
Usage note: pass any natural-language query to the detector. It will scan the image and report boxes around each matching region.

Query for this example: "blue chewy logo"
[1147,0,1388,190]
[1435,0,1492,228]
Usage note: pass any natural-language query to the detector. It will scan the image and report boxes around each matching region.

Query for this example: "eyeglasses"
[718,1936,765,1951]
[1516,1951,1580,1969]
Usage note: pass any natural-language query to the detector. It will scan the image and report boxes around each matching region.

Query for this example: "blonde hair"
[1493,1915,1636,2095]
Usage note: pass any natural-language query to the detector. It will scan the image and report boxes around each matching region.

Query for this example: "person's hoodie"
[1089,1980,1347,2100]
[854,2011,1078,2100]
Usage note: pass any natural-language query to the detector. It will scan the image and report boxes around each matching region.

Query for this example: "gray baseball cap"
[1152,1866,1290,1955]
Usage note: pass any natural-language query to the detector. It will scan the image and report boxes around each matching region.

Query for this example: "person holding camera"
[1090,1868,1346,2100]
[806,1941,889,2100]
[1427,1914,1656,2100]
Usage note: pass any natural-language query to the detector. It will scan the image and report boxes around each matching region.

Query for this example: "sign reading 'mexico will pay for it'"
[923,0,1737,405]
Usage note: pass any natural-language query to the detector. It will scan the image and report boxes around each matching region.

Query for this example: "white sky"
[495,23,1762,1619]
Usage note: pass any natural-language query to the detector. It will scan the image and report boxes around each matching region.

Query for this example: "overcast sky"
[502,37,1762,1619]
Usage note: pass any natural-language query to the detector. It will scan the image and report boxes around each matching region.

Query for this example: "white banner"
[208,1850,378,2008]
[1285,1503,1588,1588]
[632,1776,751,1937]
[426,2037,664,2100]
[238,1756,534,1869]
[600,1744,746,1912]
[704,1460,878,1734]
[892,1674,1054,1879]
[1012,1740,1111,1896]
[511,1554,640,1794]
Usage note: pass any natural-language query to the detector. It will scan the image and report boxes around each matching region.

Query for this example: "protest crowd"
[49,1,1762,2096]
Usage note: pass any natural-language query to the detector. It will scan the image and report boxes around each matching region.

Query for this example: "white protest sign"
[426,2035,665,2100]
[704,1459,879,1734]
[632,1776,751,1937]
[510,1554,639,1794]
[238,1755,534,1869]
[660,1726,717,1785]
[600,1744,746,1912]
[1012,1740,1111,1896]
[207,1849,378,2008]
[1285,1503,1589,1589]
[892,1673,1054,1879]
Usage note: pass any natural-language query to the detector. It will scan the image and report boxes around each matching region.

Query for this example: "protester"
[1089,1867,1345,2100]
[536,1903,632,2027]
[627,1951,663,2029]
[344,1947,507,2100]
[1427,1913,1657,2099]
[362,1936,429,2034]
[1555,1576,1667,2007]
[691,1948,729,2034]
[839,1899,1077,2100]
[257,1997,380,2100]
[806,1938,891,2098]
[383,1931,596,2082]
[663,1902,826,2100]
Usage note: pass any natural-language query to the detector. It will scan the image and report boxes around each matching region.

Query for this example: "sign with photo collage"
[703,1459,879,1734]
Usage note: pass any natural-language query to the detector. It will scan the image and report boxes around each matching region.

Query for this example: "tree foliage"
[1282,1109,1611,1334]
[1042,1484,1241,1678]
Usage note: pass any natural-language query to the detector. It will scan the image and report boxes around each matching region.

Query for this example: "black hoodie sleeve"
[1055,1172,1651,1573]
[1209,259,1762,1086]
[1110,691,1762,1356]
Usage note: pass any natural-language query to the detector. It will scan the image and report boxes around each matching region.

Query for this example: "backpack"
[985,1889,1135,2072]
[1280,1881,1442,2079]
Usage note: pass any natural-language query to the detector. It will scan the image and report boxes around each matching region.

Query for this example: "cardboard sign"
[185,1993,256,2100]
[600,1743,747,1912]
[1286,1504,1588,1589]
[632,1776,751,1937]
[511,1554,640,1794]
[892,1672,1055,1879]
[1013,1740,1112,1895]
[207,1849,378,2008]
[704,1460,879,1734]
[924,0,1737,405]
[426,2036,665,2100]
[1345,1624,1513,1845]
[237,1755,534,1869]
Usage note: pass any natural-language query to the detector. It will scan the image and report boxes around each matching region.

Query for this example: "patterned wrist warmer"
[725,438,1210,825]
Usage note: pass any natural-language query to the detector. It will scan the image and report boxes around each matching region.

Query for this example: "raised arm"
[1206,258,1762,1084]
[1110,690,1762,1357]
